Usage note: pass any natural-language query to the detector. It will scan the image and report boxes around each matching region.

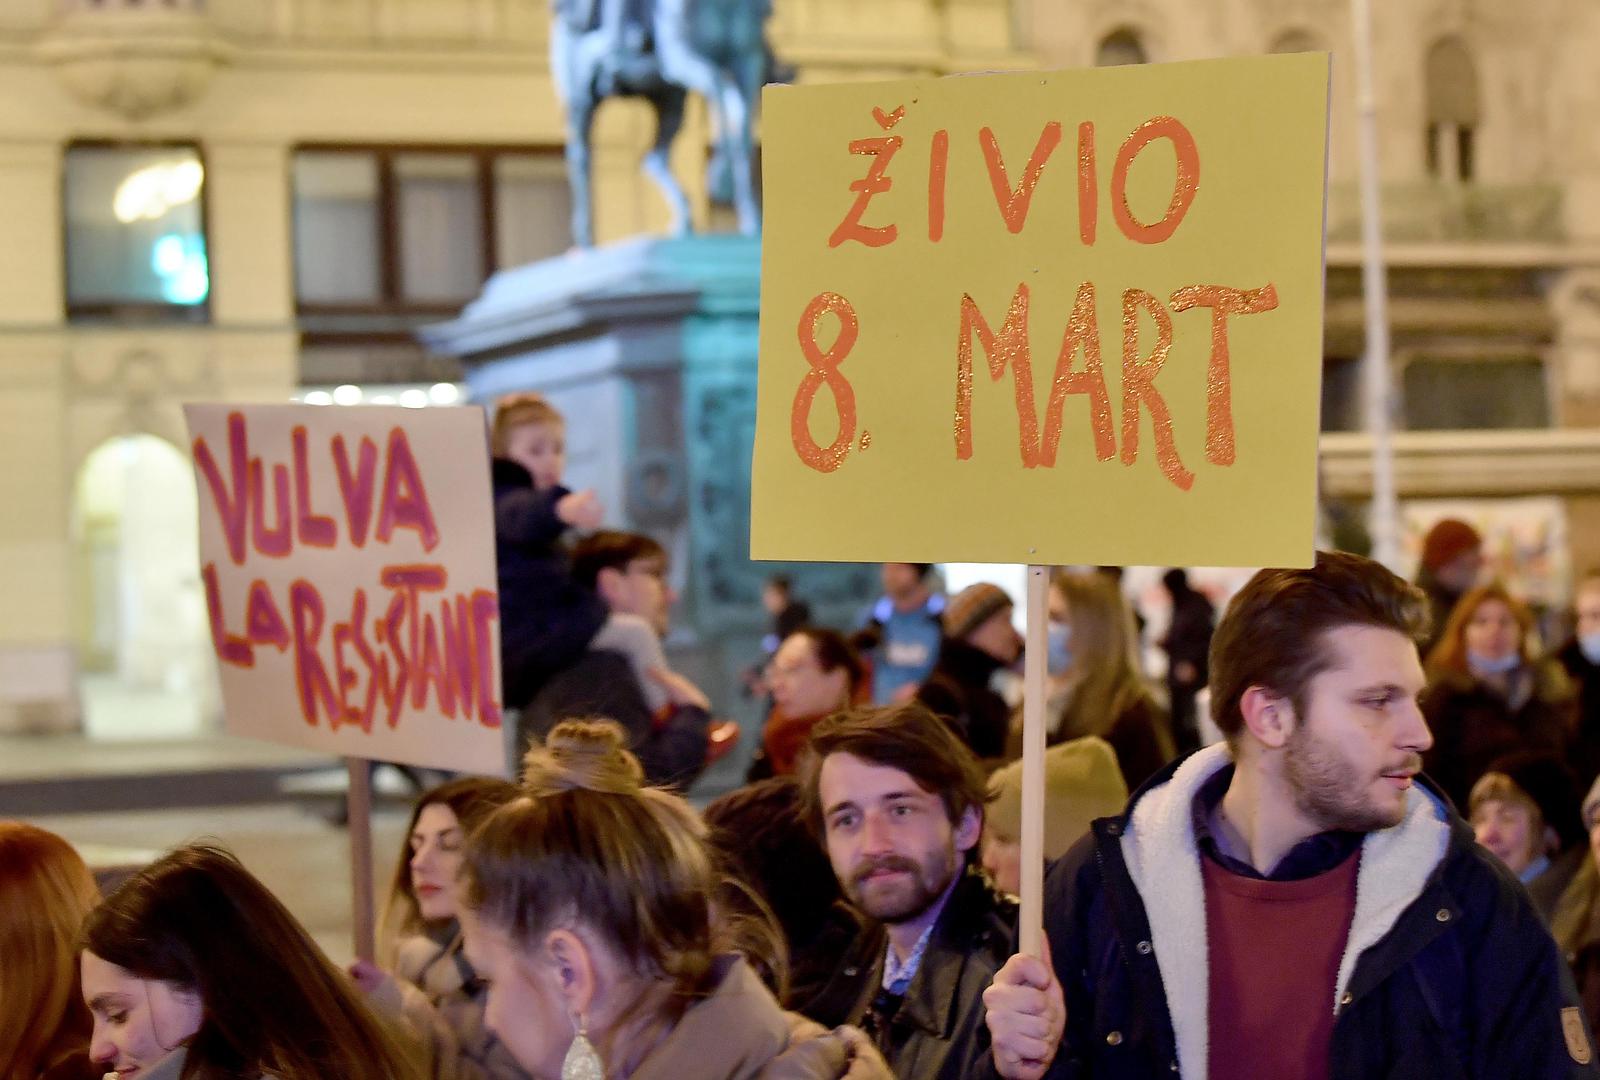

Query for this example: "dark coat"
[1019,747,1599,1080]
[1161,589,1214,685]
[1555,639,1600,790]
[789,901,884,1030]
[1421,663,1577,812]
[1089,695,1174,795]
[522,649,708,789]
[917,641,1011,761]
[1417,568,1467,660]
[492,458,608,710]
[851,866,1018,1080]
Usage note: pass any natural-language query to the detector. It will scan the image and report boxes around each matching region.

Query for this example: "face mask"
[1047,621,1073,675]
[1468,651,1520,677]
[1580,633,1600,666]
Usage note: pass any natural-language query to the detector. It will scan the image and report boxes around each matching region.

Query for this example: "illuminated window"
[64,143,209,319]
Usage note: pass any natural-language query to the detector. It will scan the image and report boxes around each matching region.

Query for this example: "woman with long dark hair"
[81,844,418,1080]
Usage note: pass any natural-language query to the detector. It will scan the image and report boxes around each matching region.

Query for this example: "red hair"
[0,822,99,1078]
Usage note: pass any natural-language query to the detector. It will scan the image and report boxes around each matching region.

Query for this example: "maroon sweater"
[1204,848,1360,1080]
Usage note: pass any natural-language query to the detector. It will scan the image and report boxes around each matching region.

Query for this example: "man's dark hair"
[767,575,793,596]
[912,563,934,579]
[797,701,991,838]
[795,627,867,695]
[570,530,666,590]
[1209,550,1430,743]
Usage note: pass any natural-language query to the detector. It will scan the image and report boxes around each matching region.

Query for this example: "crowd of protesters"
[12,395,1600,1079]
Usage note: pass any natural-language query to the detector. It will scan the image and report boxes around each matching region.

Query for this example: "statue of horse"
[550,0,774,248]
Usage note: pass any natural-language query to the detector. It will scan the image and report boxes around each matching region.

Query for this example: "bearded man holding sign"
[983,552,1600,1080]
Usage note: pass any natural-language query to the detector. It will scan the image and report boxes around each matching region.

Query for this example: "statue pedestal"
[421,235,875,766]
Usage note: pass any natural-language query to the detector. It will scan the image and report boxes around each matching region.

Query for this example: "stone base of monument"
[421,234,876,790]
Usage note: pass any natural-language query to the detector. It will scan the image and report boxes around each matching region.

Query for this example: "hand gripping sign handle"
[347,757,377,963]
[1019,565,1050,958]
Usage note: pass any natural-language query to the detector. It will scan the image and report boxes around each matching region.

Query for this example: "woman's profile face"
[463,918,574,1079]
[409,802,466,922]
[81,951,202,1080]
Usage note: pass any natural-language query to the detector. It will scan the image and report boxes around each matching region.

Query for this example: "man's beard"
[844,850,959,924]
[1284,722,1417,833]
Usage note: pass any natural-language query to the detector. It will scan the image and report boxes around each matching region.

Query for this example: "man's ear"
[1239,685,1296,751]
[544,929,598,1021]
[954,804,983,854]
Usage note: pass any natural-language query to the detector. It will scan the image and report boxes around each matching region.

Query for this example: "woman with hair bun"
[80,844,418,1080]
[464,718,891,1080]
[0,822,101,1080]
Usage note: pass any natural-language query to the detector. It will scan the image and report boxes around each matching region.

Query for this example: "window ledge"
[1319,429,1600,498]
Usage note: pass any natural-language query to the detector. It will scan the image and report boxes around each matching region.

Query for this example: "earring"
[562,1011,603,1080]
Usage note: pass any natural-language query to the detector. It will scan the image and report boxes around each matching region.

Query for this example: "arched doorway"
[71,434,217,739]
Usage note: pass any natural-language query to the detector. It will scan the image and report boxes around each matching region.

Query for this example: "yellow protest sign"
[751,54,1329,567]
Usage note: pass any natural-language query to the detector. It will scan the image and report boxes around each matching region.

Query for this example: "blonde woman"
[1421,583,1577,811]
[1042,571,1176,790]
[462,719,891,1079]
[0,822,101,1080]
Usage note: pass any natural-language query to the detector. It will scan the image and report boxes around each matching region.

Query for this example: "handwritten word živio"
[193,411,440,566]
[203,561,502,733]
[829,108,1200,250]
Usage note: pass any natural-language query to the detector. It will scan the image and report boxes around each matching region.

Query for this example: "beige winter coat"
[628,956,892,1080]
[368,932,532,1080]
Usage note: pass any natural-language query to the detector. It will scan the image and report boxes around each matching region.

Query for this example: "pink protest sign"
[184,404,503,774]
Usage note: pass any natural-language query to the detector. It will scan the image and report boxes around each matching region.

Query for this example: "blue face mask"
[1581,633,1600,666]
[1047,621,1073,674]
[1468,651,1521,677]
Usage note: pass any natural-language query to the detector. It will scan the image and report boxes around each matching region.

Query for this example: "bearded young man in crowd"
[983,550,1600,1080]
[800,701,1017,1079]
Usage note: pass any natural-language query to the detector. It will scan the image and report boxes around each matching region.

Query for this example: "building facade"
[1016,0,1600,611]
[0,0,1021,736]
[5,0,1596,739]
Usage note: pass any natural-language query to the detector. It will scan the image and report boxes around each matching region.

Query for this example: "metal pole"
[1351,0,1401,570]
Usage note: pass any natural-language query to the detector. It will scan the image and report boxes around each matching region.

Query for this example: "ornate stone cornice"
[35,2,230,120]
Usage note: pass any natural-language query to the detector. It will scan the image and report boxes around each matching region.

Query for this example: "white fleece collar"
[1119,743,1451,1080]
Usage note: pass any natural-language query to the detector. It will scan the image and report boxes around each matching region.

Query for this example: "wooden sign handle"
[1019,565,1050,957]
[346,757,377,964]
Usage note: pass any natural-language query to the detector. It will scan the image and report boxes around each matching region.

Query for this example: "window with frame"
[64,142,211,321]
[291,146,571,314]
[1402,357,1549,430]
